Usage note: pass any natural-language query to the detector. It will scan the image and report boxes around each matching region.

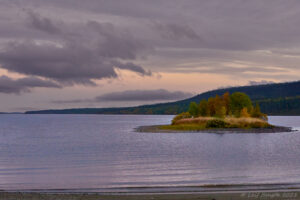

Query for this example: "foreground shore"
[1,190,300,200]
[136,125,294,133]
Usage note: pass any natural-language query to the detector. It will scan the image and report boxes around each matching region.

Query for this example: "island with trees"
[137,92,293,133]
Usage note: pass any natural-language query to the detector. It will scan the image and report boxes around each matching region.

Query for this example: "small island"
[137,92,293,133]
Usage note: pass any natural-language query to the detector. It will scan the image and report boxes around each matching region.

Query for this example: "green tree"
[251,102,261,117]
[251,102,268,121]
[198,100,208,116]
[188,102,199,117]
[230,92,253,117]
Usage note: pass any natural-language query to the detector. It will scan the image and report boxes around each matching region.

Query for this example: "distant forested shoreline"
[25,81,300,115]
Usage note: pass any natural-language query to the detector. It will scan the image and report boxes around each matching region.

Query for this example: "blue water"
[0,115,299,191]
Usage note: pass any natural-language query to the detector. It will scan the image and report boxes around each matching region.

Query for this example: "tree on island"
[144,90,292,132]
[223,92,231,115]
[165,92,291,131]
[198,100,208,116]
[229,92,252,117]
[251,102,268,121]
[188,102,199,117]
[187,92,267,120]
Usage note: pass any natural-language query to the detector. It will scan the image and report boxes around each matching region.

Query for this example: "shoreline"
[1,189,300,200]
[3,182,300,193]
[136,125,294,133]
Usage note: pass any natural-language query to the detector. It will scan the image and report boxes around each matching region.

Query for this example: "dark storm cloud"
[0,0,300,87]
[0,10,152,86]
[3,0,300,51]
[44,0,300,50]
[0,40,113,85]
[0,75,61,94]
[51,89,193,104]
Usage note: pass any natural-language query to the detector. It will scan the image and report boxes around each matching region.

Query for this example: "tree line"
[187,92,267,120]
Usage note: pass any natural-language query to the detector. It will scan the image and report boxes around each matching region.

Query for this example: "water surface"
[0,114,299,192]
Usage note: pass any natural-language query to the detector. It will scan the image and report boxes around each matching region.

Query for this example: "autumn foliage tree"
[223,92,230,115]
[207,97,216,116]
[240,107,250,117]
[184,92,267,120]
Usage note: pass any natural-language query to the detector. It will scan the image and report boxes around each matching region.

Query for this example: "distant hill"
[26,80,300,115]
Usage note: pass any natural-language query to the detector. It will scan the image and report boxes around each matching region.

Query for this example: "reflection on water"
[0,114,299,191]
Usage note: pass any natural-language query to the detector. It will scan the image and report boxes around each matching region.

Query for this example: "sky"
[0,0,300,112]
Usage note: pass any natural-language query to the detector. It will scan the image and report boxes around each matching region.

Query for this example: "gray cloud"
[1,0,300,112]
[0,75,61,94]
[154,22,200,40]
[178,65,287,75]
[249,80,275,86]
[0,11,152,86]
[51,89,193,104]
[27,9,62,34]
[3,0,300,51]
[95,89,193,101]
[43,0,300,51]
[113,61,152,76]
[51,99,92,104]
[0,0,300,91]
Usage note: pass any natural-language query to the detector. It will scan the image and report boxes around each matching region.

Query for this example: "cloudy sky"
[0,0,300,112]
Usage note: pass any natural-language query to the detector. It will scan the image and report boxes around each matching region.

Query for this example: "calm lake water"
[0,114,299,192]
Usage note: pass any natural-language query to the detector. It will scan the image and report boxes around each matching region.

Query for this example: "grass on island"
[160,116,273,131]
[160,92,273,131]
